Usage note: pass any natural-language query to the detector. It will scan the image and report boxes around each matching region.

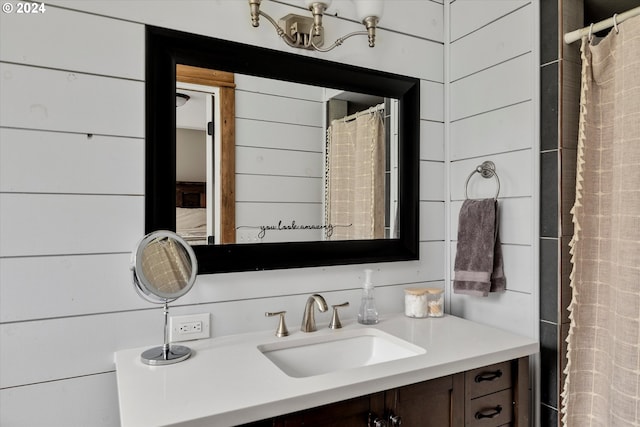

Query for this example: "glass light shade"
[176,93,190,107]
[304,0,332,9]
[353,0,383,20]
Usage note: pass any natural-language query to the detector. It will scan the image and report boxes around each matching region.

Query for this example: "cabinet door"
[238,358,528,427]
[274,392,384,427]
[386,374,464,427]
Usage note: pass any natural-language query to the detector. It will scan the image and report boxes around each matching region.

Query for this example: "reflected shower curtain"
[325,110,385,240]
[562,16,640,427]
[141,238,191,294]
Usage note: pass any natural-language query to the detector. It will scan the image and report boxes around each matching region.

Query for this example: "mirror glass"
[176,71,400,245]
[132,230,197,302]
[146,26,420,274]
[175,87,208,244]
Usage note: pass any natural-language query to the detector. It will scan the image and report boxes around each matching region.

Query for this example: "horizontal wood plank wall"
[448,0,537,338]
[233,77,324,242]
[0,1,446,425]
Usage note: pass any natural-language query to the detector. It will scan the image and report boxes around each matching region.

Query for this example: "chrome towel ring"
[464,161,500,200]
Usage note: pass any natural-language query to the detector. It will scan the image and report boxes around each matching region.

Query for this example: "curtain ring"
[588,23,594,43]
[613,13,619,34]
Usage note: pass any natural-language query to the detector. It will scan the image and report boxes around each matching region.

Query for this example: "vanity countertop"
[115,314,538,427]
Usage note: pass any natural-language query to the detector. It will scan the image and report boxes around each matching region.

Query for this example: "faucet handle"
[265,311,289,337]
[329,302,349,329]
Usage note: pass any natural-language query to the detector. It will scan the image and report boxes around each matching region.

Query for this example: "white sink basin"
[258,328,426,378]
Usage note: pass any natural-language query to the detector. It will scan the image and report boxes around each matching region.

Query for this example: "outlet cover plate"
[169,313,211,342]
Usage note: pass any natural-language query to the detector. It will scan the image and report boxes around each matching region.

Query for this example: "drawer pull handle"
[389,414,402,426]
[474,369,503,383]
[368,412,387,427]
[475,405,503,420]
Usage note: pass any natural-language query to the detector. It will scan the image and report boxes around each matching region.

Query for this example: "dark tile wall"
[540,151,559,237]
[540,403,560,427]
[541,0,559,64]
[539,0,561,425]
[540,63,559,152]
[539,237,558,323]
[540,321,559,408]
[539,0,583,425]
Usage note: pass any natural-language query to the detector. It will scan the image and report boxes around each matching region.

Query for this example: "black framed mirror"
[146,26,419,274]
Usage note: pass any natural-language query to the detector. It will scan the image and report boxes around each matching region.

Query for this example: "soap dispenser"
[358,269,379,325]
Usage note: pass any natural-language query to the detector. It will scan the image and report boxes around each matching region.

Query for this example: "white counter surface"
[115,314,538,427]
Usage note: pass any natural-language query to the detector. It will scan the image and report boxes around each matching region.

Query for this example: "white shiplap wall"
[0,1,446,425]
[234,75,325,242]
[448,0,539,338]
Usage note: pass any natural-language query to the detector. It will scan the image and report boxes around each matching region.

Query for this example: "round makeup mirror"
[131,230,198,365]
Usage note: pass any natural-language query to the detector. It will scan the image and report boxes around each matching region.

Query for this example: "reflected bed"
[176,182,207,245]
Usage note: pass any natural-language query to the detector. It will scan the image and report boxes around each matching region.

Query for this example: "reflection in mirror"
[131,230,198,365]
[176,68,399,245]
[175,88,208,245]
[146,26,420,273]
[176,65,236,246]
[325,93,398,241]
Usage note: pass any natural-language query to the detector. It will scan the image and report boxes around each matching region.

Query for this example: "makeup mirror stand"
[131,230,198,366]
[139,301,192,366]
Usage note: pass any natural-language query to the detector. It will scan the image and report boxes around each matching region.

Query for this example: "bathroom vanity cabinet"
[114,315,537,427]
[242,357,529,427]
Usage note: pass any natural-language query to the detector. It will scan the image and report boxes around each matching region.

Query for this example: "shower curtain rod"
[342,102,385,122]
[564,6,640,44]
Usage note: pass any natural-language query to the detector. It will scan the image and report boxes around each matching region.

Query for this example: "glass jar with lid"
[404,287,429,318]
[427,288,444,317]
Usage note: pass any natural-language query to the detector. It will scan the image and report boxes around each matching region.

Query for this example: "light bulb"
[304,0,332,9]
[353,0,383,21]
[176,93,190,107]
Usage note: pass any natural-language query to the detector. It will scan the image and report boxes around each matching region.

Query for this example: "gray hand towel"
[453,198,506,297]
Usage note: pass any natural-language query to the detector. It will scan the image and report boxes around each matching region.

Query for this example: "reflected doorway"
[175,65,236,244]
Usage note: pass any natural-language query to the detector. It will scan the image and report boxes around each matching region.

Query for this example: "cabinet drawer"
[465,360,512,399]
[465,388,513,427]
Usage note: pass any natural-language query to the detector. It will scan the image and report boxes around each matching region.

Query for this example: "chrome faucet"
[301,294,328,332]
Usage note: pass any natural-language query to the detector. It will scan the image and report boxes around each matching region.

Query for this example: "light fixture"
[176,93,190,107]
[249,0,383,52]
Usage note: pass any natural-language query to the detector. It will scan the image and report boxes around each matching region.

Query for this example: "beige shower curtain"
[141,238,192,294]
[562,16,640,427]
[325,110,385,240]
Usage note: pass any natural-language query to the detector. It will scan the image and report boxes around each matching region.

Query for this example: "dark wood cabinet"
[462,357,530,427]
[240,357,529,427]
[277,394,379,427]
[382,374,464,426]
[240,394,380,427]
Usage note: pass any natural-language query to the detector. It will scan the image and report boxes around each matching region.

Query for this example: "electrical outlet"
[169,313,210,342]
